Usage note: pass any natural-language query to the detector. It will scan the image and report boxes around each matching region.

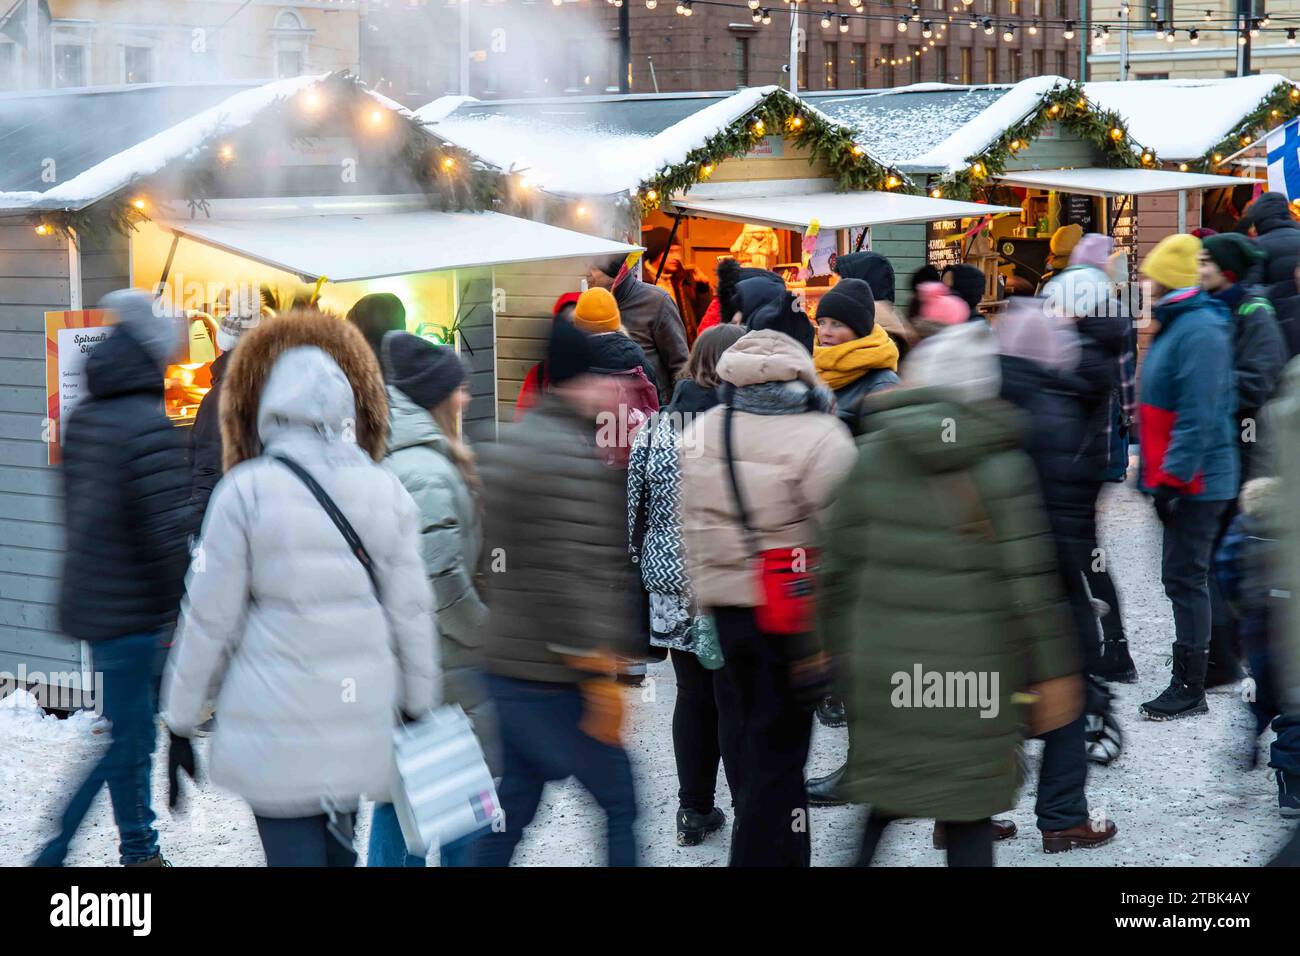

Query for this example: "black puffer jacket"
[1071,312,1128,479]
[58,325,191,641]
[187,348,228,533]
[1237,192,1300,290]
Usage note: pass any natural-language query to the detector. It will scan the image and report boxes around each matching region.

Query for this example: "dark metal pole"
[655,210,684,282]
[619,2,631,93]
[1238,1,1252,76]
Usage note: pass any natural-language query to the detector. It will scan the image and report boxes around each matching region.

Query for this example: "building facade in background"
[360,0,1082,107]
[0,0,360,91]
[1087,0,1300,80]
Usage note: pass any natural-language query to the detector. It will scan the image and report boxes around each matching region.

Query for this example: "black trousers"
[712,606,814,867]
[1157,497,1230,656]
[255,813,357,867]
[670,648,734,813]
[856,812,993,867]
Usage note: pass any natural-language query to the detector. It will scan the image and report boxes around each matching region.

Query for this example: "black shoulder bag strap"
[272,454,378,596]
[629,424,653,564]
[723,403,761,560]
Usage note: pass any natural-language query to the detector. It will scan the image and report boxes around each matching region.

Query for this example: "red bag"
[723,404,818,636]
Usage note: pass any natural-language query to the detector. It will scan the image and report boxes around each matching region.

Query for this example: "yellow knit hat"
[573,287,621,334]
[1140,234,1203,291]
[1050,223,1084,257]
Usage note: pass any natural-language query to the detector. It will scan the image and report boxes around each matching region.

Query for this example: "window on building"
[1011,47,1022,81]
[1032,49,1044,76]
[909,46,921,83]
[799,41,809,90]
[1056,0,1068,14]
[53,44,86,87]
[1033,0,1042,14]
[986,47,997,84]
[735,36,750,87]
[271,9,310,79]
[935,46,947,82]
[1143,0,1170,24]
[824,42,838,89]
[881,44,895,87]
[851,42,866,87]
[961,45,972,83]
[1055,49,1068,77]
[1137,71,1170,79]
[123,45,153,84]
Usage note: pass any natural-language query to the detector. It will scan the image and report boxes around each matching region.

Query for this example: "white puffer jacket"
[164,346,439,818]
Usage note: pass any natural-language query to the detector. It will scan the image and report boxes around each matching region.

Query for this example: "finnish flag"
[1267,117,1300,201]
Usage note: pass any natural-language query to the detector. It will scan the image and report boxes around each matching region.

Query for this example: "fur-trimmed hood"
[220,308,388,471]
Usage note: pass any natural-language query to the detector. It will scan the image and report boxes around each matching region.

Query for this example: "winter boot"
[815,695,847,728]
[1094,639,1138,684]
[1085,710,1123,765]
[806,763,851,806]
[124,853,169,867]
[1041,818,1119,853]
[1139,645,1208,721]
[676,807,726,846]
[1278,771,1300,819]
[933,818,1016,849]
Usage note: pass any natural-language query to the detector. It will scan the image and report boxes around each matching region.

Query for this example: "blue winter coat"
[1137,289,1239,502]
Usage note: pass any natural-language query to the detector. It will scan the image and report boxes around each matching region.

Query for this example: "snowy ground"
[1,478,1294,867]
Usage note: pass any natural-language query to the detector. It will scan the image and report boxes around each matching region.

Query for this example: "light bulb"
[1064,20,1075,38]
[821,11,831,28]
[898,15,908,31]
[1190,29,1199,44]
[1029,21,1038,35]
[839,14,849,32]
[922,19,932,37]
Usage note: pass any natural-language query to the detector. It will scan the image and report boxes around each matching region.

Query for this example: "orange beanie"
[573,287,621,334]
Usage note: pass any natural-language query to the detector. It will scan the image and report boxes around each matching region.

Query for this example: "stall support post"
[1177,190,1187,234]
[155,235,180,301]
[655,210,685,283]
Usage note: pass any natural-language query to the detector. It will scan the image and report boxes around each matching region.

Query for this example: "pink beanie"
[1068,233,1114,273]
[916,282,969,326]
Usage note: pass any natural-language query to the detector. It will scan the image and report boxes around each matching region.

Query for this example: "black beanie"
[381,331,467,410]
[546,314,597,384]
[347,293,406,361]
[943,264,986,314]
[816,278,876,338]
[747,288,816,354]
[1203,233,1266,285]
[835,251,896,303]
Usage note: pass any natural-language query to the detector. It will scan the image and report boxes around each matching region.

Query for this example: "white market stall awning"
[992,167,1256,198]
[670,186,1019,231]
[159,199,640,282]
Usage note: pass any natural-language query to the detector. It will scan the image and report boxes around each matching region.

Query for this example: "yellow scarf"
[814,325,900,390]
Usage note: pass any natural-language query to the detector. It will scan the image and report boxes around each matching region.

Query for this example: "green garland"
[937,82,1154,201]
[641,88,913,217]
[29,197,149,244]
[1197,81,1300,171]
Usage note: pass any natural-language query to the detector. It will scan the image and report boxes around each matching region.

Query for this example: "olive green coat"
[819,387,1079,821]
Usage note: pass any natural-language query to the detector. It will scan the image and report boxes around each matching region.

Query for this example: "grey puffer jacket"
[164,346,438,817]
[384,386,487,643]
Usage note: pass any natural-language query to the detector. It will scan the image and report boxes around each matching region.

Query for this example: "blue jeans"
[473,675,637,867]
[367,801,476,867]
[34,631,163,866]
[255,813,357,867]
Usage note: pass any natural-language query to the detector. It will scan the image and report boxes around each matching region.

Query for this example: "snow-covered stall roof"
[672,178,1019,231]
[0,76,428,214]
[416,87,790,197]
[994,168,1255,197]
[1082,75,1297,162]
[157,195,641,282]
[803,77,1070,174]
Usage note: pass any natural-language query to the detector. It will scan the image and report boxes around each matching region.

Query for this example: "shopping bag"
[390,704,500,857]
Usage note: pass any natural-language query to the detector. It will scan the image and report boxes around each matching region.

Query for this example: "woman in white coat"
[164,309,438,867]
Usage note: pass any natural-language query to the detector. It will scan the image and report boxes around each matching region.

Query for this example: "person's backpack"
[592,366,660,470]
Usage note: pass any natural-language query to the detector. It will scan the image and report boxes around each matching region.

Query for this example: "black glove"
[788,652,832,711]
[1152,485,1182,522]
[167,732,196,811]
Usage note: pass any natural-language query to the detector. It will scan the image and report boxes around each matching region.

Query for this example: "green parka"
[819,386,1079,821]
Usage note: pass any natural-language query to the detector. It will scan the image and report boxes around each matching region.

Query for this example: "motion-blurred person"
[514,292,579,421]
[1269,362,1300,863]
[814,278,900,434]
[1040,223,1084,286]
[571,287,658,392]
[942,263,988,321]
[822,321,1088,866]
[163,310,438,867]
[368,331,495,868]
[680,328,856,866]
[1235,192,1300,296]
[189,310,260,533]
[346,291,407,363]
[34,290,190,868]
[1268,262,1300,360]
[1212,475,1300,818]
[834,250,916,360]
[588,253,689,405]
[904,264,943,326]
[1136,235,1239,721]
[696,258,767,335]
[627,324,746,847]
[473,319,640,866]
[655,243,713,343]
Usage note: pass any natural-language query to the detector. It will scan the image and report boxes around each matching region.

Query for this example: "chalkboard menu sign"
[927,219,961,271]
[1064,193,1095,232]
[1110,196,1138,284]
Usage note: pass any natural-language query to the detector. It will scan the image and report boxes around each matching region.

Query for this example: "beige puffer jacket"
[679,330,857,608]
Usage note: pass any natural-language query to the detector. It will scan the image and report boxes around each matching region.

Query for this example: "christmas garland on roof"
[1199,80,1300,172]
[935,82,1155,201]
[640,87,913,218]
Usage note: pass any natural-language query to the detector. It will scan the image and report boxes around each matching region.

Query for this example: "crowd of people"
[30,191,1300,868]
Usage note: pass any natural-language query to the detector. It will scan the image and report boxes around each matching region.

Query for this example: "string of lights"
[610,0,1300,42]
